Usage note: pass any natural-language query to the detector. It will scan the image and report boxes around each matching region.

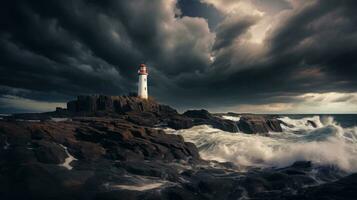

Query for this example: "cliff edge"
[8,95,283,134]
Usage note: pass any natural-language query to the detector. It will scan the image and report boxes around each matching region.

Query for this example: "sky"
[0,0,357,114]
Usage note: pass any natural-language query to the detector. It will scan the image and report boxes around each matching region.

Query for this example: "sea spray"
[167,116,357,172]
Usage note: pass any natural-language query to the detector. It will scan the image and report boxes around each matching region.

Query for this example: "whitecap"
[167,116,357,172]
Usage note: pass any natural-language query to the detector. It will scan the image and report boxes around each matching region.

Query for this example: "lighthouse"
[137,64,148,99]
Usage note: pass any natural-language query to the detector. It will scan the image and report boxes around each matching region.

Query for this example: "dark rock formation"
[307,120,318,128]
[0,112,354,199]
[237,115,283,134]
[0,119,201,164]
[182,109,239,132]
[66,96,283,134]
[166,115,194,130]
[5,95,285,135]
[0,119,202,199]
[183,109,212,119]
[67,95,177,116]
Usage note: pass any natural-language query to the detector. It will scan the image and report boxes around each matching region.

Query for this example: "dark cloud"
[213,15,259,50]
[0,0,356,113]
[0,0,212,107]
[159,0,357,108]
[265,0,357,91]
[177,0,225,29]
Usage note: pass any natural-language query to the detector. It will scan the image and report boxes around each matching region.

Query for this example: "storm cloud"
[0,0,356,113]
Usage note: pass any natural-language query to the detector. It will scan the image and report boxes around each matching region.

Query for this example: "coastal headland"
[0,95,354,200]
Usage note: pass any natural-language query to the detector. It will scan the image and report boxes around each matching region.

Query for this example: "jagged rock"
[1,96,355,200]
[0,117,355,200]
[166,115,194,129]
[67,95,177,116]
[0,119,201,164]
[237,115,283,134]
[183,109,212,119]
[0,119,203,199]
[5,96,283,134]
[182,109,239,132]
[307,120,318,128]
[279,120,294,128]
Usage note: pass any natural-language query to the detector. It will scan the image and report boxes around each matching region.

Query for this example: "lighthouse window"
[144,78,147,81]
[144,87,147,90]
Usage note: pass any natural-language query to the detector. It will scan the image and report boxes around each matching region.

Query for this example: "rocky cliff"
[9,95,284,134]
[65,96,284,134]
[67,95,177,116]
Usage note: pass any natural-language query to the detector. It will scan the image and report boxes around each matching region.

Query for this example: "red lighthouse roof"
[138,64,148,75]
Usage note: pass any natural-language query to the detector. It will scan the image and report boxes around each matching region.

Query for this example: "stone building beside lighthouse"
[137,64,148,99]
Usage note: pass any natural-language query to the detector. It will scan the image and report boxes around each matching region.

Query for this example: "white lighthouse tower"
[137,64,148,99]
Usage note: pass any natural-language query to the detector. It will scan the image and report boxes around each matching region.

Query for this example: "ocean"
[166,114,357,174]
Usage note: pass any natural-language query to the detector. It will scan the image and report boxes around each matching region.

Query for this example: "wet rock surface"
[1,96,355,199]
[0,118,355,200]
[0,119,200,200]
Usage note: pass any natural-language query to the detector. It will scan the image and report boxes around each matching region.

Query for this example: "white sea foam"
[59,145,77,170]
[278,116,324,131]
[167,116,357,172]
[222,115,241,121]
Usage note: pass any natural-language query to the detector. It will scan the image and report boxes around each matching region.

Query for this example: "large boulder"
[166,115,194,130]
[183,109,212,119]
[237,115,283,134]
[181,110,239,132]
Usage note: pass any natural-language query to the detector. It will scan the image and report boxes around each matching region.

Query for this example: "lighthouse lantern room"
[137,64,148,99]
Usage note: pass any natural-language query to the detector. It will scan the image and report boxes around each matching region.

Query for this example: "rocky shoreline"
[6,95,286,135]
[0,95,354,200]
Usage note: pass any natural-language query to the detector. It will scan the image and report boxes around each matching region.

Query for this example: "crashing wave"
[167,116,357,172]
